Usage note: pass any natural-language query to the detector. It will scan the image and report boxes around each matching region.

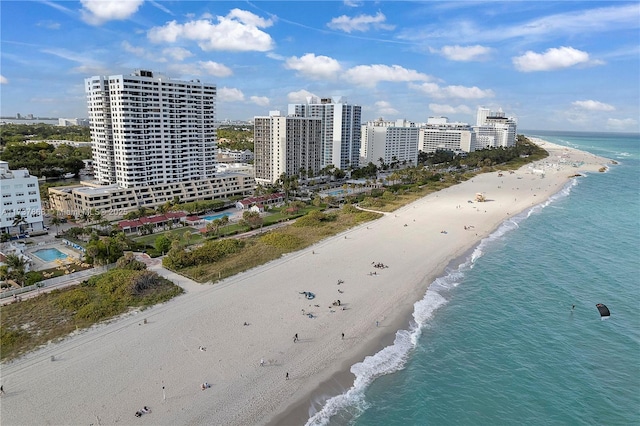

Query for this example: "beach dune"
[0,140,610,426]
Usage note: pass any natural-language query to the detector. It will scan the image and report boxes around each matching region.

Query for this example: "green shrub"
[55,288,91,311]
[260,232,303,250]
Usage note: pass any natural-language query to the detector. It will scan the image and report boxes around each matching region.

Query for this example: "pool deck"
[26,242,84,271]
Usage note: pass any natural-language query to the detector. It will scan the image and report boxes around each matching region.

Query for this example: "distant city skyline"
[1,1,638,132]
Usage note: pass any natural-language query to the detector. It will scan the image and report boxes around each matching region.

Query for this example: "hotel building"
[419,117,476,154]
[253,111,322,185]
[472,107,517,149]
[288,97,361,170]
[360,118,420,166]
[0,161,44,235]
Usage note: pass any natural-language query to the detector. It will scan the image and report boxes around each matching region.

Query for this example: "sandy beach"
[0,139,611,426]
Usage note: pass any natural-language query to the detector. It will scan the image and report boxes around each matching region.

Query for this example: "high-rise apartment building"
[360,118,419,166]
[288,97,361,170]
[48,70,254,216]
[419,117,476,154]
[473,107,517,149]
[254,111,322,185]
[85,70,217,188]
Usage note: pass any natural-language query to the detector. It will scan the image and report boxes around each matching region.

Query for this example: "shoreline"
[262,138,614,426]
[0,139,612,426]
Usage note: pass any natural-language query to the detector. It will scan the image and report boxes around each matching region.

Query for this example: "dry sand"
[0,139,611,426]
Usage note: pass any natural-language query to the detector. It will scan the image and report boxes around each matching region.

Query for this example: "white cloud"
[411,82,494,99]
[429,103,473,115]
[607,118,638,131]
[0,75,8,84]
[399,4,640,45]
[512,46,596,72]
[572,100,615,111]
[37,21,61,30]
[250,96,270,107]
[80,0,144,26]
[374,101,399,116]
[343,0,362,7]
[162,47,193,61]
[327,12,395,33]
[437,45,492,62]
[287,90,317,103]
[122,41,146,57]
[607,118,640,132]
[148,9,274,52]
[168,61,232,77]
[285,54,342,80]
[200,61,233,77]
[343,64,432,87]
[218,87,245,102]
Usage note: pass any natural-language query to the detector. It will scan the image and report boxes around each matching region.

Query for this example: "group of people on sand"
[134,406,151,417]
[372,262,388,269]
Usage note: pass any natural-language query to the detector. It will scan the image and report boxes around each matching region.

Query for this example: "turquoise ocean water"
[307,131,640,426]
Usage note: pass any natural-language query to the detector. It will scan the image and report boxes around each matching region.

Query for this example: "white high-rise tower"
[85,70,217,188]
[288,97,361,170]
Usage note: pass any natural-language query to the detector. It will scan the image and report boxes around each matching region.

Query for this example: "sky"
[1,1,639,132]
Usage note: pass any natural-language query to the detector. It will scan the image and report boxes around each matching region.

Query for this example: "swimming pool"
[202,212,233,221]
[32,248,68,262]
[327,189,347,196]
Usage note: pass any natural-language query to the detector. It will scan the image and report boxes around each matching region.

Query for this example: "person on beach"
[294,333,298,343]
[286,372,289,380]
[260,358,264,367]
[0,385,4,395]
[341,333,345,340]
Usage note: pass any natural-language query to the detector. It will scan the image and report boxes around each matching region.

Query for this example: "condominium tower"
[47,70,254,216]
[288,97,361,170]
[85,69,217,188]
[253,111,322,185]
[360,118,420,166]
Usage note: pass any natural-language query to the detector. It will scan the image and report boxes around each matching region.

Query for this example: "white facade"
[0,161,44,235]
[419,117,476,153]
[48,173,254,217]
[361,118,419,166]
[253,112,322,184]
[288,96,362,170]
[86,70,218,188]
[217,148,254,163]
[472,108,517,149]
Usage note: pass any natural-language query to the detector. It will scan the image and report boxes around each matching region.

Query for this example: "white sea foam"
[305,180,580,426]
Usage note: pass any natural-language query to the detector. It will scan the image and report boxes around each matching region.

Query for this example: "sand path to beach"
[0,140,610,426]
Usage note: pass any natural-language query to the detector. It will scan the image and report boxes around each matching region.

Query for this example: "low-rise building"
[48,173,254,218]
[0,161,44,235]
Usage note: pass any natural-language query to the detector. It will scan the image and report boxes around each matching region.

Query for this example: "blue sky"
[1,1,639,132]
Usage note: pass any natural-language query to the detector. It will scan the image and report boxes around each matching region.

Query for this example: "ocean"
[307,131,640,426]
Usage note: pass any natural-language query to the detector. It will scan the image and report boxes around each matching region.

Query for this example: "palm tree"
[80,211,90,224]
[207,218,223,236]
[91,209,103,226]
[4,253,27,287]
[12,214,28,237]
[50,213,62,236]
